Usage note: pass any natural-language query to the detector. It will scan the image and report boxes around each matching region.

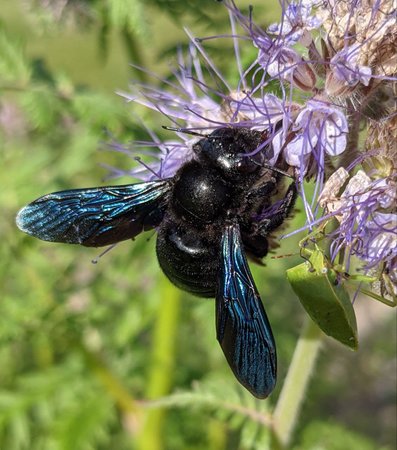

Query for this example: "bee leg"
[258,182,297,235]
[242,233,269,259]
[242,176,278,221]
[245,177,278,206]
[242,182,297,259]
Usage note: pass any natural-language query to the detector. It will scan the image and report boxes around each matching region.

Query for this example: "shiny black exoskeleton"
[16,127,296,398]
[157,128,296,297]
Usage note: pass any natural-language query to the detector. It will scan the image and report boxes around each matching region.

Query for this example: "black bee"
[16,127,296,398]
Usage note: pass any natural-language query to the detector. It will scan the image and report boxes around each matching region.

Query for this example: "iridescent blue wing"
[16,180,172,247]
[216,223,276,398]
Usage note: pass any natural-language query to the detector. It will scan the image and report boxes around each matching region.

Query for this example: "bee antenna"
[262,164,294,179]
[162,126,208,138]
[92,243,118,264]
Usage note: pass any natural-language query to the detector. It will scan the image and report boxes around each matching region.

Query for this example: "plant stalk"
[135,278,182,450]
[272,317,324,448]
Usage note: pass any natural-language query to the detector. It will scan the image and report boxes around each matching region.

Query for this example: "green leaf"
[295,420,378,450]
[0,30,31,84]
[287,249,358,349]
[52,393,113,450]
[144,377,272,450]
[71,91,125,129]
[20,87,61,131]
[108,0,147,36]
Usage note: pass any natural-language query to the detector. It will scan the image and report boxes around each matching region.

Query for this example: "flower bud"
[325,70,353,97]
[292,61,317,91]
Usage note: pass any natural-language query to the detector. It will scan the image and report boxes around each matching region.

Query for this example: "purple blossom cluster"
[319,167,396,295]
[115,0,396,297]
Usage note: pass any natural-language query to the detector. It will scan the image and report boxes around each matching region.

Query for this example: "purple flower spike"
[328,43,372,94]
[363,213,397,268]
[263,46,302,81]
[224,92,287,130]
[120,41,232,134]
[256,39,316,90]
[268,1,322,46]
[106,134,194,182]
[276,100,348,169]
[319,169,397,287]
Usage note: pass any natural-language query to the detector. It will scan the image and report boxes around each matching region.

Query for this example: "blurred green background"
[1,1,395,449]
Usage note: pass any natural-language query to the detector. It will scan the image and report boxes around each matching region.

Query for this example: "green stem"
[272,317,324,448]
[136,278,182,450]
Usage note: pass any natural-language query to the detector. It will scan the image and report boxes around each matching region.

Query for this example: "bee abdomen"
[156,222,220,298]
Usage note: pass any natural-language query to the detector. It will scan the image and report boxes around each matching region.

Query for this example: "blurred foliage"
[0,1,395,449]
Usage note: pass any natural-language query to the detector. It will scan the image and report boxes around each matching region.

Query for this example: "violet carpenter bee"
[16,127,296,398]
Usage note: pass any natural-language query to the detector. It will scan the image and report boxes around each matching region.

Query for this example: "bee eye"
[236,156,261,174]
